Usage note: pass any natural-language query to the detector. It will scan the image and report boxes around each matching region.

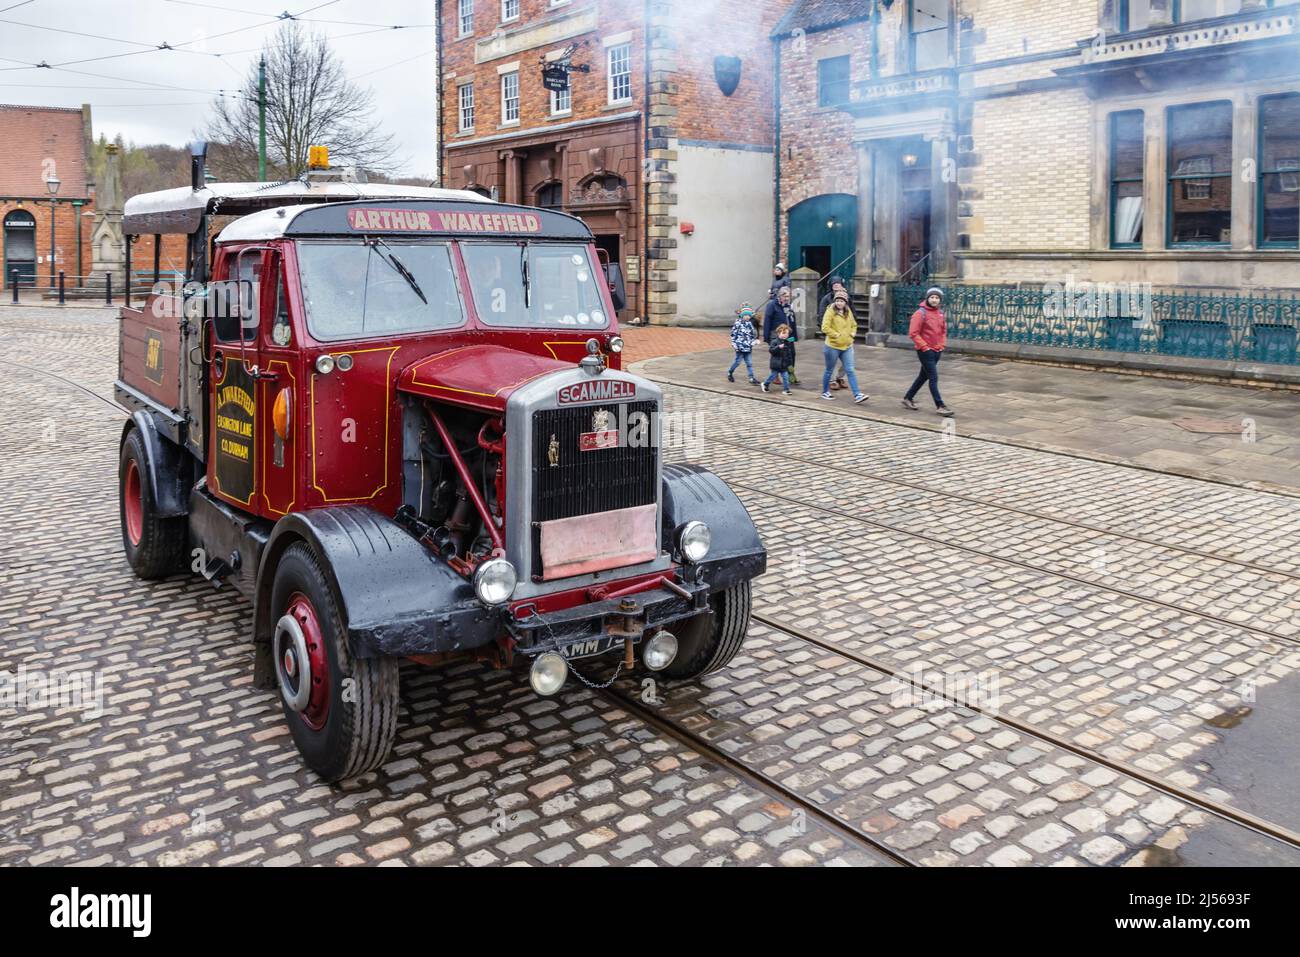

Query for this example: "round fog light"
[642,631,678,672]
[678,520,711,563]
[607,336,624,354]
[530,652,569,696]
[474,558,517,605]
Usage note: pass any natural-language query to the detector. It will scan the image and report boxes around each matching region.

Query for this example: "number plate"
[559,635,621,661]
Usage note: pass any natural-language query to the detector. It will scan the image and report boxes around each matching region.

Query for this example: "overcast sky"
[0,0,437,178]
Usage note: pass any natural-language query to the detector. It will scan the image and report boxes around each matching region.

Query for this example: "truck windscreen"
[297,241,466,341]
[461,243,608,329]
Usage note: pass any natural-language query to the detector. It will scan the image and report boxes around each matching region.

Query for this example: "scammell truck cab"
[116,150,765,781]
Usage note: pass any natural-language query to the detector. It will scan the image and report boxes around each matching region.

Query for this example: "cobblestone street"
[2,307,1299,867]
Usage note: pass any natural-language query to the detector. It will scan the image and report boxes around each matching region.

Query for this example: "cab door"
[207,247,264,511]
[256,250,299,518]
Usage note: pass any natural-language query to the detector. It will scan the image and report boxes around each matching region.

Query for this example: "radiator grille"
[532,401,659,524]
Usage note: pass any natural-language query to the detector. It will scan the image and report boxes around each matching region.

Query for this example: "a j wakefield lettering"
[557,379,636,405]
[346,207,543,234]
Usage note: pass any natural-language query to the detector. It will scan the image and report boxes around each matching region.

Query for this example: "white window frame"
[550,82,571,116]
[501,0,520,23]
[457,81,475,132]
[607,42,632,105]
[457,0,473,37]
[501,70,520,124]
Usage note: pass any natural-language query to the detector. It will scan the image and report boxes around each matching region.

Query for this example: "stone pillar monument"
[90,143,126,292]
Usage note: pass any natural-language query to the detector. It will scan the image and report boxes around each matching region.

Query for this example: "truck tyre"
[119,427,187,580]
[271,542,399,782]
[660,580,752,680]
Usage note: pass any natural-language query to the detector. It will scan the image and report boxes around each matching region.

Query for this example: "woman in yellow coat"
[820,291,869,403]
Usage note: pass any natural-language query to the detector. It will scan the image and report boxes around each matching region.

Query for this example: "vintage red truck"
[115,147,766,781]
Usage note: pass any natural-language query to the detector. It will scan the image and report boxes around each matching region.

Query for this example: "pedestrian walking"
[820,290,868,403]
[761,323,795,395]
[818,277,850,391]
[768,262,791,302]
[901,286,955,417]
[762,286,800,385]
[727,303,760,384]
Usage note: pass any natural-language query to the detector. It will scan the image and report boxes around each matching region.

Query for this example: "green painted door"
[788,194,856,280]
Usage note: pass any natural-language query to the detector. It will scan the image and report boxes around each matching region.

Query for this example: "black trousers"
[905,349,945,407]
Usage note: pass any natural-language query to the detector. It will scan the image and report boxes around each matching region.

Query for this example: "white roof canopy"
[123,181,490,236]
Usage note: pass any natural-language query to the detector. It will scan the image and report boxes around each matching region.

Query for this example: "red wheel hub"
[285,593,331,731]
[123,459,144,547]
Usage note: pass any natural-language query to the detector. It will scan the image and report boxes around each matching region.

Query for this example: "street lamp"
[46,175,61,288]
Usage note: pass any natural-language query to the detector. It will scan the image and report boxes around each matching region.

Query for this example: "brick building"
[774,0,1300,338]
[436,0,789,325]
[0,105,96,292]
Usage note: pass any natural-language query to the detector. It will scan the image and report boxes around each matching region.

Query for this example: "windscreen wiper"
[520,242,531,309]
[369,238,428,305]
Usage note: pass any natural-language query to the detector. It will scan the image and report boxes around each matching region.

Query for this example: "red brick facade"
[0,105,95,290]
[774,19,870,263]
[0,199,96,289]
[437,0,788,325]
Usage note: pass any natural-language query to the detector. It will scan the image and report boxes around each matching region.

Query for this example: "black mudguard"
[661,463,766,592]
[120,410,192,518]
[251,506,501,684]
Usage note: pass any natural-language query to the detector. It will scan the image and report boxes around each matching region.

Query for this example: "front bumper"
[507,578,711,658]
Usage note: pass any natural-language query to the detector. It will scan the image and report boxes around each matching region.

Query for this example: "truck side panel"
[119,297,183,415]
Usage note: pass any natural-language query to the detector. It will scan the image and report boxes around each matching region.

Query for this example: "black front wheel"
[660,580,752,680]
[271,542,399,782]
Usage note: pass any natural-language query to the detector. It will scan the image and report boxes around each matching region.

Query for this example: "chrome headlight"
[677,521,711,563]
[474,558,517,605]
[607,336,624,354]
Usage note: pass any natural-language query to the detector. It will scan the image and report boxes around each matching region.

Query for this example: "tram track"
[658,379,1300,578]
[596,683,916,866]
[646,372,1300,503]
[0,357,127,415]
[702,433,1300,585]
[740,612,1300,854]
[722,479,1300,648]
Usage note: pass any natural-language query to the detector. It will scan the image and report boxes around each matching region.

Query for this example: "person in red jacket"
[901,287,955,417]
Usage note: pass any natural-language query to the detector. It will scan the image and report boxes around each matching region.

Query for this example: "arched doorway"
[3,209,37,289]
[788,194,856,280]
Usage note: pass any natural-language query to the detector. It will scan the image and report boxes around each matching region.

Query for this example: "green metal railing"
[892,283,1300,366]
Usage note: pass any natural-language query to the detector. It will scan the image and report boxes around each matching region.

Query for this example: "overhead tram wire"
[161,0,433,29]
[0,1,426,91]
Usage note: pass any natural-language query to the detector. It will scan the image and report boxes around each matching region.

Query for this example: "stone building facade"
[437,0,789,325]
[0,105,96,292]
[774,0,1300,330]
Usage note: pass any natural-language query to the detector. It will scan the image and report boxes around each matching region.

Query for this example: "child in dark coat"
[761,323,796,396]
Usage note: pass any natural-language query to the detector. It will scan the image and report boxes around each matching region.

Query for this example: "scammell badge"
[592,409,612,432]
[548,434,559,467]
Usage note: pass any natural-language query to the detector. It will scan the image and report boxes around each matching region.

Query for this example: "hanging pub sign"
[543,64,570,93]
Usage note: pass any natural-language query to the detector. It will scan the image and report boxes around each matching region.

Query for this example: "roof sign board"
[345,207,544,234]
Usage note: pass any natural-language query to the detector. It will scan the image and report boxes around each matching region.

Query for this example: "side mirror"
[603,262,627,312]
[205,279,257,342]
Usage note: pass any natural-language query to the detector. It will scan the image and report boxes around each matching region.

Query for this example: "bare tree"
[205,24,400,180]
